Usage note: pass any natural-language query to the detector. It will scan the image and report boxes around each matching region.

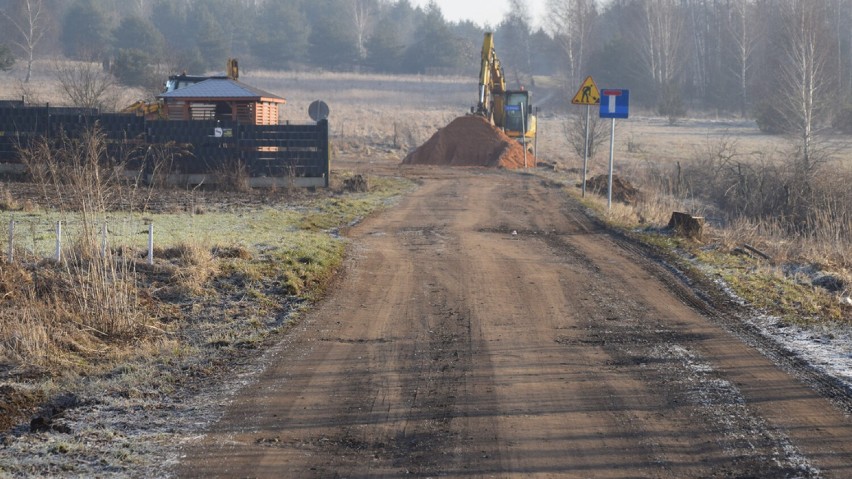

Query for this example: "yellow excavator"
[121,99,164,118]
[473,32,536,150]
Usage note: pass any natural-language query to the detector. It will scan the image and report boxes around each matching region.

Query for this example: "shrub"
[754,100,786,134]
[658,83,686,124]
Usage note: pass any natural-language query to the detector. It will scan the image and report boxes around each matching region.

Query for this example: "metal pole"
[522,103,527,169]
[607,118,616,210]
[582,105,590,197]
[534,107,539,157]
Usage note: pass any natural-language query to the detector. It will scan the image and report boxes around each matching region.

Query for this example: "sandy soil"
[177,162,852,478]
[402,115,536,169]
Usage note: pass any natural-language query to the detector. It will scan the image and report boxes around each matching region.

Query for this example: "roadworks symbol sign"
[572,76,601,105]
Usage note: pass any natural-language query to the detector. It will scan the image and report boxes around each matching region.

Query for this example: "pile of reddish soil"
[585,174,642,205]
[402,116,536,169]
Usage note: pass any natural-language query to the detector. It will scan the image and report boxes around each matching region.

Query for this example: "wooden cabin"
[158,78,286,125]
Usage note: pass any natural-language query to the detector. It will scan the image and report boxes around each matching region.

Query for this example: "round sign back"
[308,100,330,121]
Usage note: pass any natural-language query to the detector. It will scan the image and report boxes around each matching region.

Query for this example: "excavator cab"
[502,90,536,148]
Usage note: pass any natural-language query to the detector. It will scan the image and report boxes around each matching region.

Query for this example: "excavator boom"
[476,32,506,120]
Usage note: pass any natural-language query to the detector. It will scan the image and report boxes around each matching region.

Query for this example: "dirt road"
[180,167,852,478]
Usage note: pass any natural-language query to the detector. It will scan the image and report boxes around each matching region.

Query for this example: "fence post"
[147,223,154,265]
[101,222,108,257]
[55,221,62,262]
[319,119,330,188]
[7,218,14,263]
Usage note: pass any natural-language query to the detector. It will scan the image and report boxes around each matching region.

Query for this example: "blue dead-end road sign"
[600,89,629,119]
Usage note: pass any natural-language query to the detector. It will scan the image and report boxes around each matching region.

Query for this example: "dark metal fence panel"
[0,106,329,184]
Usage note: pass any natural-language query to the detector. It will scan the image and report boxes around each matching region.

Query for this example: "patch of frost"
[707,271,852,391]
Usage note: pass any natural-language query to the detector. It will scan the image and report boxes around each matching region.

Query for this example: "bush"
[754,100,786,134]
[112,48,157,89]
[0,44,14,72]
[657,83,686,124]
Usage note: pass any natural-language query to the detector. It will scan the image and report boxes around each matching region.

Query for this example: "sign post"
[599,89,630,210]
[583,105,590,196]
[572,76,601,197]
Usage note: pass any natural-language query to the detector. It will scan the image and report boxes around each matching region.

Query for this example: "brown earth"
[402,115,536,169]
[0,384,44,432]
[585,173,643,204]
[179,165,852,478]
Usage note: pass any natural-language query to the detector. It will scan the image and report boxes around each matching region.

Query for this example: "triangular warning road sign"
[572,76,601,105]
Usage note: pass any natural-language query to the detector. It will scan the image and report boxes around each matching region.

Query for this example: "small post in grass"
[147,223,154,265]
[55,221,62,262]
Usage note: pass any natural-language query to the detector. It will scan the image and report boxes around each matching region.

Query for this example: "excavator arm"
[476,32,506,122]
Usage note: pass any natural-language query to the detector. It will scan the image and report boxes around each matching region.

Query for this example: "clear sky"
[409,0,546,29]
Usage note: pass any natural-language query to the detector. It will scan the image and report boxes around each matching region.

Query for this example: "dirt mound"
[584,174,642,204]
[402,116,536,169]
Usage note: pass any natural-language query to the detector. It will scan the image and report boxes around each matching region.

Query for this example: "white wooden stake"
[147,223,154,265]
[55,221,62,262]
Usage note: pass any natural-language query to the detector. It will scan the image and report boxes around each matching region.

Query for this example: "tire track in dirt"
[178,168,852,478]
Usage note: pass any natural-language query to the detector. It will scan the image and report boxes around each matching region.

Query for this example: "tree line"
[548,0,852,134]
[0,0,851,131]
[0,0,510,84]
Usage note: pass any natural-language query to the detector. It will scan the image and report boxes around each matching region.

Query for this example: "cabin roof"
[159,78,285,103]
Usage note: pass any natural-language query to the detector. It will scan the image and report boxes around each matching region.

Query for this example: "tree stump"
[668,212,705,239]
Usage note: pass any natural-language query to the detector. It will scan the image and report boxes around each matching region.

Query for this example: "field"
[1,61,852,476]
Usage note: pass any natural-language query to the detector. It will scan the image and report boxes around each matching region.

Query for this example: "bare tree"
[727,0,762,115]
[681,0,710,101]
[1,0,47,83]
[499,0,535,86]
[546,0,596,89]
[350,0,377,60]
[632,0,687,105]
[565,111,608,160]
[53,58,121,111]
[830,0,852,93]
[778,0,833,169]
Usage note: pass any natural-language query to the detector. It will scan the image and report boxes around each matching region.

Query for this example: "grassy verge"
[0,172,415,435]
[547,171,851,326]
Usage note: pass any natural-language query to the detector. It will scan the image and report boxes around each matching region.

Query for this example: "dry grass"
[148,242,218,299]
[545,111,852,322]
[0,186,16,211]
[0,255,148,366]
[1,130,155,367]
